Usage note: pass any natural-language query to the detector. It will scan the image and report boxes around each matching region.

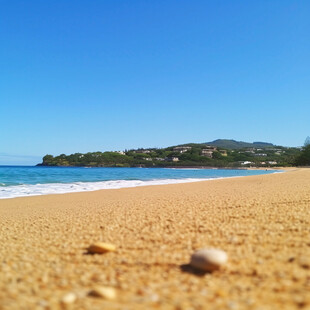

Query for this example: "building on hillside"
[173,146,192,153]
[143,158,152,161]
[204,145,217,151]
[240,161,254,165]
[166,156,179,162]
[201,150,214,158]
[201,146,217,158]
[245,148,255,152]
[134,149,151,154]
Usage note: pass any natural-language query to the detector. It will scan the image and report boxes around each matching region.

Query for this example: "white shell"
[61,293,77,304]
[190,248,228,271]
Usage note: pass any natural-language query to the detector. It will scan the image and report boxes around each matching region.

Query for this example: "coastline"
[0,167,280,200]
[0,168,309,309]
[36,164,287,169]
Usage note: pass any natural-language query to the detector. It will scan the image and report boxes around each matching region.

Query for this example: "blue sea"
[0,166,278,199]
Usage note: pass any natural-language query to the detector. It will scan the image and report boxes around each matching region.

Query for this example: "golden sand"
[0,169,309,310]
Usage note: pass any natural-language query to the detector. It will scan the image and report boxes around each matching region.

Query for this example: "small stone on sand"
[61,292,77,304]
[89,286,116,300]
[87,242,116,254]
[190,248,228,271]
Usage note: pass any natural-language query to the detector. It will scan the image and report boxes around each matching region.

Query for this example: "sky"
[0,0,309,165]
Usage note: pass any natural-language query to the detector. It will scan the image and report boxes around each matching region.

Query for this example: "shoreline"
[36,164,287,169]
[0,168,282,200]
[2,164,287,169]
[0,168,309,309]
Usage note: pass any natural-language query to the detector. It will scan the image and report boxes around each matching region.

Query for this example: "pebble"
[89,286,116,300]
[61,292,77,304]
[190,248,228,271]
[87,242,116,254]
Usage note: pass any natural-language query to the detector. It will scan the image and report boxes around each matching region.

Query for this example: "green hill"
[205,139,274,149]
[38,138,300,168]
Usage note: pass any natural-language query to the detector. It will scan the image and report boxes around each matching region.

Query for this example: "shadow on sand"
[180,264,211,277]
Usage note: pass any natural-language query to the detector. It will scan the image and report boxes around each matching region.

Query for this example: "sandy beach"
[0,168,309,310]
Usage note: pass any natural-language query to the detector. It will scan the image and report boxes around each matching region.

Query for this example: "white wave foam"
[164,168,204,170]
[0,178,212,199]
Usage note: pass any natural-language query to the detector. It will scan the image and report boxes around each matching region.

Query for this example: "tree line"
[38,141,309,167]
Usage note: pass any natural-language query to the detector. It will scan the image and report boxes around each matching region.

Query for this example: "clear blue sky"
[1,1,309,165]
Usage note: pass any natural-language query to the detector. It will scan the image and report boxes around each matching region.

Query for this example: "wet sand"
[0,168,309,309]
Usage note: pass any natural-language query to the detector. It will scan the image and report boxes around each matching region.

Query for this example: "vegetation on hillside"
[205,139,274,149]
[38,139,303,168]
[294,144,310,166]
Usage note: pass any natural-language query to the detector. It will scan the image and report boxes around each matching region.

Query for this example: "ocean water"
[0,166,278,199]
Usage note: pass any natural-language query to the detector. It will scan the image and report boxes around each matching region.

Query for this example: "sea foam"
[0,178,210,199]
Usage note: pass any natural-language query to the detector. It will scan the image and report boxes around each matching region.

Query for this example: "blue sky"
[1,1,309,165]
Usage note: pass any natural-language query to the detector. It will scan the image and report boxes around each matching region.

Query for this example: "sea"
[0,166,278,199]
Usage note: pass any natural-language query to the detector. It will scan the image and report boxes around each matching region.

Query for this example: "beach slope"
[0,169,309,309]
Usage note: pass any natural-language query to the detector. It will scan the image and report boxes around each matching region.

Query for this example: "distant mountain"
[205,139,274,149]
